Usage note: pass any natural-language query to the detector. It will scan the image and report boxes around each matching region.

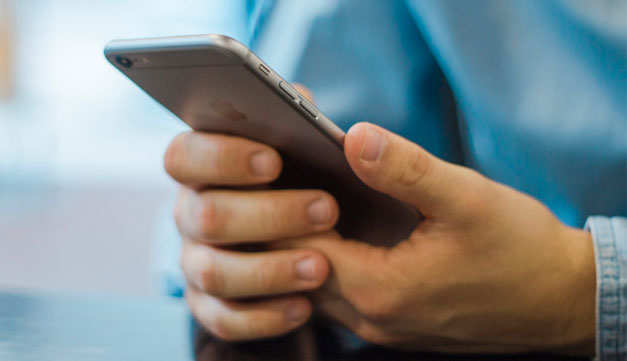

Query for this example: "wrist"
[554,226,596,356]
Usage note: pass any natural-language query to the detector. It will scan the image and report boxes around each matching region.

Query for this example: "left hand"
[276,122,596,355]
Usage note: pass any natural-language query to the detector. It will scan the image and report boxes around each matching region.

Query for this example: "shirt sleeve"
[585,216,627,360]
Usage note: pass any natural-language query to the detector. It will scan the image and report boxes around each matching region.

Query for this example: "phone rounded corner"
[103,45,121,69]
[203,34,251,62]
[103,39,126,56]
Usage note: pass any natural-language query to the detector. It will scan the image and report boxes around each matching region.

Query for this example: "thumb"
[344,122,467,218]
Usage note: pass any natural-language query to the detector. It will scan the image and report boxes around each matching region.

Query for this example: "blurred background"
[0,0,247,296]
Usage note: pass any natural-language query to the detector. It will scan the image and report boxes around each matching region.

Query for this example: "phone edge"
[104,34,347,148]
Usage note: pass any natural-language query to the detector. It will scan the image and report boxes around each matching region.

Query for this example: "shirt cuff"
[585,216,627,361]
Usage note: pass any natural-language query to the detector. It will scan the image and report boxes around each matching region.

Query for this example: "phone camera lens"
[116,56,133,69]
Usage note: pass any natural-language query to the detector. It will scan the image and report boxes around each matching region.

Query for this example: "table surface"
[0,291,589,361]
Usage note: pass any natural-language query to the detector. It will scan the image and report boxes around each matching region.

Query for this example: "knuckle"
[198,260,225,295]
[196,195,225,239]
[351,291,402,323]
[207,140,231,176]
[185,291,237,341]
[246,316,281,339]
[347,255,404,323]
[210,308,281,341]
[256,261,279,292]
[457,168,495,219]
[395,148,432,188]
[265,198,292,230]
[210,315,236,341]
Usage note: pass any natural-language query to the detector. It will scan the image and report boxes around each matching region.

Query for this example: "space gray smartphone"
[104,34,419,244]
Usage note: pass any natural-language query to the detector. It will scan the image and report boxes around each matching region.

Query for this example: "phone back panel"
[105,35,419,244]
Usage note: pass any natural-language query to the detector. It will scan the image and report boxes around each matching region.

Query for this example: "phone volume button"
[279,81,299,100]
[300,99,319,118]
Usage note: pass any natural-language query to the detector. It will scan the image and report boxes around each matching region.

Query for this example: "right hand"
[165,130,339,340]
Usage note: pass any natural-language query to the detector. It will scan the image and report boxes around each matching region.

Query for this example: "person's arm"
[586,216,627,360]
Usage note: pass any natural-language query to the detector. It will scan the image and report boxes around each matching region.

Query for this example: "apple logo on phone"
[210,97,248,122]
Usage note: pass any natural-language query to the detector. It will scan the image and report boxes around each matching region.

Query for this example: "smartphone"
[104,34,420,244]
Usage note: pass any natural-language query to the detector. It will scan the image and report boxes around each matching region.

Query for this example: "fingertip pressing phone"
[104,34,420,244]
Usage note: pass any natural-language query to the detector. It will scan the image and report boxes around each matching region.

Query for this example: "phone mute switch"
[258,63,271,76]
[300,99,319,118]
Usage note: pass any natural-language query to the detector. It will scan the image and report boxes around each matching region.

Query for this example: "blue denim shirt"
[587,217,627,359]
[161,0,627,357]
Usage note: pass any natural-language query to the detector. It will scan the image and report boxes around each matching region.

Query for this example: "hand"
[165,129,337,340]
[166,86,596,354]
[279,122,597,355]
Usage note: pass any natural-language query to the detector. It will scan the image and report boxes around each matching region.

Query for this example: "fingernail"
[307,198,330,225]
[250,151,276,177]
[360,126,385,162]
[285,303,307,322]
[295,257,317,281]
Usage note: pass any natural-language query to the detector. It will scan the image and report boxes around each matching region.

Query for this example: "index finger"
[164,132,283,187]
